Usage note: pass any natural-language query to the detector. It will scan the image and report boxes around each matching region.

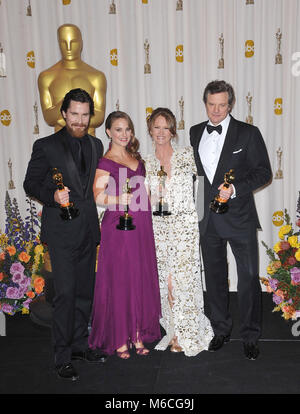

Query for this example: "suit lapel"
[212,115,239,187]
[194,123,207,178]
[85,135,97,198]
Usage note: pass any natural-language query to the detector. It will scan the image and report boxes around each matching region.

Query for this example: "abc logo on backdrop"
[245,40,254,58]
[110,49,118,66]
[176,45,184,62]
[272,211,284,227]
[26,51,35,68]
[274,98,283,115]
[146,107,153,120]
[0,110,12,126]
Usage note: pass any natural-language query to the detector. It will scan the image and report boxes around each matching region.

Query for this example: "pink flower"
[287,256,297,266]
[291,267,300,285]
[10,262,25,275]
[12,271,26,285]
[273,293,283,305]
[1,303,15,314]
[22,298,32,309]
[6,287,23,299]
[19,276,31,288]
[280,241,291,251]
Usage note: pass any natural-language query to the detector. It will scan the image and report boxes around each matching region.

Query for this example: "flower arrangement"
[0,192,46,316]
[261,206,300,320]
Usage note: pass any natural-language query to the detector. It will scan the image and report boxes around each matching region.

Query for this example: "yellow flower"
[31,273,40,282]
[288,235,299,248]
[34,244,44,254]
[0,233,8,249]
[278,225,292,240]
[273,242,281,253]
[273,260,281,269]
[25,241,33,253]
[295,249,300,262]
[267,265,275,275]
[22,307,29,314]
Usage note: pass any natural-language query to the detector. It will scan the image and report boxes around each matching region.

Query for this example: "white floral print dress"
[145,145,213,356]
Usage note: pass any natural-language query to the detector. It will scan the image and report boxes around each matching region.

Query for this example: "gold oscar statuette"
[52,168,79,220]
[210,169,235,214]
[38,24,107,136]
[26,0,32,16]
[176,0,183,11]
[275,147,283,179]
[218,33,224,69]
[144,39,151,74]
[246,92,253,125]
[117,178,136,230]
[275,28,282,64]
[178,96,185,130]
[153,166,171,216]
[8,159,15,190]
[109,0,116,14]
[246,0,254,4]
[0,43,7,78]
[33,101,39,134]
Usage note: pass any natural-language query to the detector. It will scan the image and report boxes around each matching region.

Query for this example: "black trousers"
[47,220,97,366]
[200,217,262,343]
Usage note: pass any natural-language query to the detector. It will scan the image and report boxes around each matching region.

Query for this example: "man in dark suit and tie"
[190,80,272,360]
[24,88,107,381]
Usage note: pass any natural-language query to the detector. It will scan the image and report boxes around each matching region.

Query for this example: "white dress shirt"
[198,114,230,184]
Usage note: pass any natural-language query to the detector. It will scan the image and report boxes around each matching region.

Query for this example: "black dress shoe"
[208,335,230,352]
[71,348,107,363]
[243,342,259,360]
[56,363,79,381]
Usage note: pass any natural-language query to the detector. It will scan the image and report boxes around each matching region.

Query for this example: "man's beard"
[66,123,89,138]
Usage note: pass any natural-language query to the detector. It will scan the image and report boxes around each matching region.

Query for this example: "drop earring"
[151,138,156,152]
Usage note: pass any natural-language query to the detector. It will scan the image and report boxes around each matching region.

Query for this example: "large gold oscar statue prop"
[38,24,107,136]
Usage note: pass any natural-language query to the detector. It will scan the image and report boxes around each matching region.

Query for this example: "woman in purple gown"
[88,111,161,359]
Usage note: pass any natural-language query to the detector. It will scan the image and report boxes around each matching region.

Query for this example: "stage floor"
[1,293,300,396]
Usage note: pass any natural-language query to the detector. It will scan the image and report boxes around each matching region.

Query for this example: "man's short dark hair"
[203,80,236,112]
[60,88,95,116]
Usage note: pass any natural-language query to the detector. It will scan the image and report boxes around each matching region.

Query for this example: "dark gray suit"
[190,115,272,342]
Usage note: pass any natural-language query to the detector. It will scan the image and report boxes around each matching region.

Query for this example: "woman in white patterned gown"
[145,107,213,357]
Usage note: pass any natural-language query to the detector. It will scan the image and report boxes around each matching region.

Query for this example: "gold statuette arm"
[38,73,65,128]
[89,74,107,128]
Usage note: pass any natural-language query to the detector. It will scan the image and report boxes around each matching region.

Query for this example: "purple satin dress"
[88,158,161,355]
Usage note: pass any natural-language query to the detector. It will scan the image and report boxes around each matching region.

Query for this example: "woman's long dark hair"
[105,111,142,161]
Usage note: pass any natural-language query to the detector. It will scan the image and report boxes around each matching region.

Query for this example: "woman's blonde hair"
[147,107,177,138]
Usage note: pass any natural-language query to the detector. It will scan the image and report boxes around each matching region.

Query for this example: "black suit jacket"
[24,127,104,245]
[190,115,272,236]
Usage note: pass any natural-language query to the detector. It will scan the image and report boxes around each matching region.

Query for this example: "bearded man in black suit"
[190,80,272,360]
[24,88,107,381]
